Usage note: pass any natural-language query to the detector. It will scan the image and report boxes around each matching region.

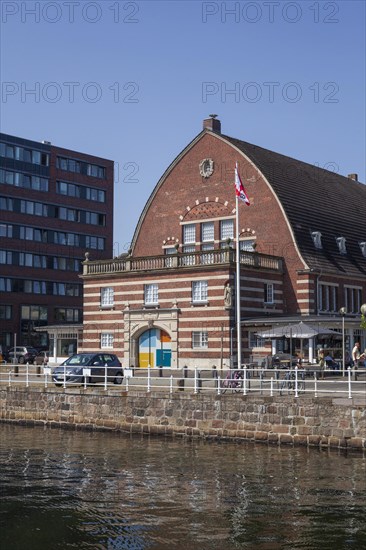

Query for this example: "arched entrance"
[138,328,172,368]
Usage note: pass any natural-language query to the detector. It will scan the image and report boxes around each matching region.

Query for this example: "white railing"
[0,364,365,399]
[83,249,283,276]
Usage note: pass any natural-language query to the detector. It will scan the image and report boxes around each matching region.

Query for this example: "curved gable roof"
[131,126,365,277]
[223,134,366,277]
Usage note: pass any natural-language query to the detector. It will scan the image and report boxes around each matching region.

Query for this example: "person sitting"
[324,354,339,370]
[295,354,303,367]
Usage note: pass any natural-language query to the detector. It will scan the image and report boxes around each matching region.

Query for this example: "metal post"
[217,376,221,395]
[147,365,151,392]
[104,364,108,391]
[44,370,48,389]
[339,307,347,377]
[194,368,198,394]
[170,374,173,395]
[348,366,352,399]
[8,369,11,387]
[126,377,129,392]
[63,363,66,389]
[26,362,29,388]
[294,366,299,398]
[314,372,318,398]
[243,366,247,395]
[270,377,273,397]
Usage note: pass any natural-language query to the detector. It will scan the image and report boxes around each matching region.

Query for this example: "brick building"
[81,117,366,368]
[0,133,114,356]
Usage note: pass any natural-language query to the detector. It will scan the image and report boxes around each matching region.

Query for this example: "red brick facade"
[81,119,366,368]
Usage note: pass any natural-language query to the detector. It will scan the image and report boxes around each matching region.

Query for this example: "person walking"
[318,348,325,380]
[352,342,361,381]
[352,342,361,366]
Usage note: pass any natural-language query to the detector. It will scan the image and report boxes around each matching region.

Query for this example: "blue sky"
[1,0,365,256]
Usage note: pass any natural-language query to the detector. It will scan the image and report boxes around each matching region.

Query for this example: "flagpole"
[235,190,241,369]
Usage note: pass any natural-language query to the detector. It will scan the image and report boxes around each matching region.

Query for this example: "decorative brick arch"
[181,198,234,222]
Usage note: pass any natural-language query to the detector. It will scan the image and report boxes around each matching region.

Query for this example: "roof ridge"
[222,133,365,187]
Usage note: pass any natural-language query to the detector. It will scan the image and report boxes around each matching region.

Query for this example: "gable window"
[192,331,208,349]
[240,239,256,252]
[220,219,234,240]
[359,242,366,258]
[264,283,274,304]
[192,280,208,303]
[183,223,196,244]
[201,221,214,242]
[101,287,114,307]
[220,219,234,246]
[144,283,158,306]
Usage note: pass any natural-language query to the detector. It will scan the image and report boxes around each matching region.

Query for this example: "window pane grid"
[101,287,114,307]
[183,224,196,244]
[192,280,208,302]
[201,222,214,242]
[220,219,234,240]
[192,331,208,349]
[145,284,158,305]
[101,333,114,348]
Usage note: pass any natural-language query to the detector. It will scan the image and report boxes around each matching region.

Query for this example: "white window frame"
[144,283,159,306]
[192,280,208,303]
[183,223,196,244]
[220,219,234,241]
[201,221,214,242]
[100,287,114,307]
[192,331,208,349]
[101,333,114,349]
[240,239,256,252]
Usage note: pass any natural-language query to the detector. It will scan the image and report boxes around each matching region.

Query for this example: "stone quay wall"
[0,388,365,450]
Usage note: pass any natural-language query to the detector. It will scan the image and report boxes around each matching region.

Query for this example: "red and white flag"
[235,163,250,206]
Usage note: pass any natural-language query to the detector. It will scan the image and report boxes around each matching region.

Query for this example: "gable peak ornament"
[199,158,214,178]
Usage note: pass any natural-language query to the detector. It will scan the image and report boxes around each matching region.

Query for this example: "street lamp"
[339,307,347,377]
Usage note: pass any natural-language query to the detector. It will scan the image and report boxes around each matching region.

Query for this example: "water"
[0,424,365,549]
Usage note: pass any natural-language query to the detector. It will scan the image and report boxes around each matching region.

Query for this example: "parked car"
[6,346,38,364]
[52,353,123,386]
[34,351,50,365]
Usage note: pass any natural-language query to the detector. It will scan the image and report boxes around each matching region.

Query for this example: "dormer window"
[311,231,322,249]
[336,237,347,254]
[359,242,366,258]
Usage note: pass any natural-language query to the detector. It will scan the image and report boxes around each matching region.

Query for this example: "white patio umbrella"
[256,322,339,339]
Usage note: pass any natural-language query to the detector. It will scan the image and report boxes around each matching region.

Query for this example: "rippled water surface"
[0,424,365,549]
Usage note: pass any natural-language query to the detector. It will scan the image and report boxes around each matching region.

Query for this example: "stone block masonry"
[0,388,365,450]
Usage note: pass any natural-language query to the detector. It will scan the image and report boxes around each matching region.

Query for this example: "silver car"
[52,352,123,386]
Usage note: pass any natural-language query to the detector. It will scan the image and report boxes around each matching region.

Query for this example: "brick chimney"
[347,173,358,181]
[203,115,221,134]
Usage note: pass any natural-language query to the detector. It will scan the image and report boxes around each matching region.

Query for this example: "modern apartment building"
[0,133,114,354]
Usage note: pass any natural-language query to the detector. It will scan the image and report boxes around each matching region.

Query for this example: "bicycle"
[279,368,305,395]
[220,369,244,394]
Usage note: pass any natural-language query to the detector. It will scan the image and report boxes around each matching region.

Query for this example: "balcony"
[82,249,283,277]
